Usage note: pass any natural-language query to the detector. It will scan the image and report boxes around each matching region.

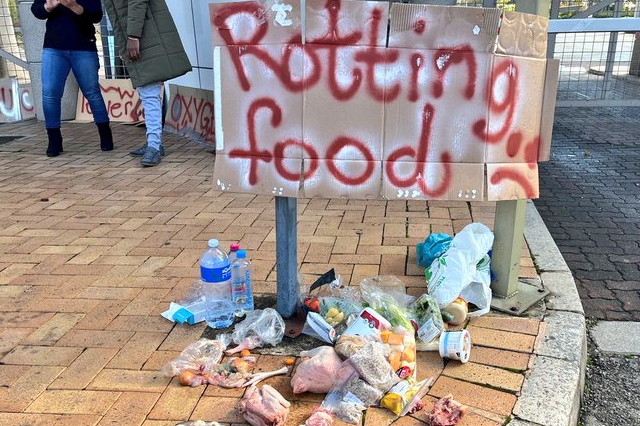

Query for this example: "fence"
[0,0,28,84]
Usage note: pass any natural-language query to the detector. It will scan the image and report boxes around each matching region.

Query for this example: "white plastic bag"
[426,223,493,314]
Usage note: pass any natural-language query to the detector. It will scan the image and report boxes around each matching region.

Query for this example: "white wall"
[166,0,252,91]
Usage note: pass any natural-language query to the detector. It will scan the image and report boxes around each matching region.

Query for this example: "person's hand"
[127,37,140,62]
[59,0,83,14]
[44,0,60,12]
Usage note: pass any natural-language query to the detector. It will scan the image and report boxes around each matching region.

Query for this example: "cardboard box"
[164,84,215,145]
[306,0,389,46]
[75,79,146,123]
[209,0,303,47]
[210,0,558,201]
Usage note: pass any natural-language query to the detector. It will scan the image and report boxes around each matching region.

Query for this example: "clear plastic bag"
[334,334,368,359]
[161,337,230,377]
[360,280,415,331]
[319,378,367,425]
[411,294,445,344]
[348,341,400,393]
[226,308,285,355]
[381,326,417,380]
[380,378,433,416]
[291,346,355,394]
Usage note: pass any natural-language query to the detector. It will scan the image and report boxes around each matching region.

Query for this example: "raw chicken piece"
[425,395,468,426]
[226,335,263,355]
[239,385,291,426]
[291,346,354,394]
[305,408,333,426]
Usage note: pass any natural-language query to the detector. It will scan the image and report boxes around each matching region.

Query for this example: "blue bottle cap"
[208,239,219,248]
[237,249,247,259]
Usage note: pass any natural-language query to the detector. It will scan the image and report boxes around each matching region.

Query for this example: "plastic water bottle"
[200,239,235,329]
[228,243,240,264]
[231,249,254,316]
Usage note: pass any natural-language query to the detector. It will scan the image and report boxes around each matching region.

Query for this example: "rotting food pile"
[162,223,494,426]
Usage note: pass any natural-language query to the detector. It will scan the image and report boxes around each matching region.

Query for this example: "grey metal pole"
[275,196,298,318]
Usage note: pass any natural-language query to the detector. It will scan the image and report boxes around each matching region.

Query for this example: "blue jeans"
[137,82,163,150]
[42,48,109,129]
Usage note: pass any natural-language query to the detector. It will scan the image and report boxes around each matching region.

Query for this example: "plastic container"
[442,297,468,326]
[231,249,254,316]
[200,239,235,329]
[438,330,471,363]
[228,243,240,264]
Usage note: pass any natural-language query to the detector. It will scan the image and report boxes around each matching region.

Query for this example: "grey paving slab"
[514,355,582,426]
[541,272,584,315]
[591,321,640,355]
[537,311,586,364]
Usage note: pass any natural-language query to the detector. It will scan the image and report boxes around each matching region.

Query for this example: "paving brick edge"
[509,201,587,426]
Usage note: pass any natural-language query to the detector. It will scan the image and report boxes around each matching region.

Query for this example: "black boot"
[97,122,114,151]
[46,128,63,157]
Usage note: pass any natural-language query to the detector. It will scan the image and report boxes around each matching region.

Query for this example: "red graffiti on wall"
[214,0,541,199]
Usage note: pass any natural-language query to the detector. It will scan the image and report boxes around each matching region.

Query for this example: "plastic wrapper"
[342,372,384,407]
[417,233,452,268]
[226,308,285,354]
[380,378,433,416]
[161,337,230,377]
[426,223,493,314]
[291,346,355,394]
[302,312,336,344]
[319,297,363,327]
[348,341,400,393]
[360,280,415,331]
[304,407,333,426]
[318,376,366,424]
[334,334,368,359]
[411,294,445,344]
[381,326,417,380]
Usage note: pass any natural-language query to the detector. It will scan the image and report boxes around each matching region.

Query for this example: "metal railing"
[0,0,29,84]
[549,13,640,106]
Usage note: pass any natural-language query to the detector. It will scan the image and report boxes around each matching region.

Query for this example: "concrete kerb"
[511,201,587,426]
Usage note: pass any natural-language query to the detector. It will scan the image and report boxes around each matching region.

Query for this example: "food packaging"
[380,378,433,415]
[343,308,391,338]
[439,330,471,363]
[442,298,468,326]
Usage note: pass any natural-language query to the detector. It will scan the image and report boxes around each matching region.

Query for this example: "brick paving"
[536,106,640,320]
[0,120,539,425]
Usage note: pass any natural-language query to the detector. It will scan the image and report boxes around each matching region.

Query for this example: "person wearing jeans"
[103,0,191,167]
[32,0,114,157]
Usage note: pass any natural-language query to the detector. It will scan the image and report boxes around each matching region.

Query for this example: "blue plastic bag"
[416,233,452,268]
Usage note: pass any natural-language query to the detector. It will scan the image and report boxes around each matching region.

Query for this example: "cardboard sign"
[75,79,145,123]
[19,85,36,120]
[164,84,215,145]
[0,77,22,123]
[210,0,559,201]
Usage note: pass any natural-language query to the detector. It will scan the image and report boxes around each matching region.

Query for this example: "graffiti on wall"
[164,85,215,145]
[75,79,146,123]
[0,78,34,123]
[211,0,558,201]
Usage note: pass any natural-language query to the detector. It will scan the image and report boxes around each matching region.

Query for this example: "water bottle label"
[201,265,231,283]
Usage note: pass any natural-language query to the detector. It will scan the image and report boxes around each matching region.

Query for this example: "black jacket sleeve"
[31,0,49,20]
[76,0,103,24]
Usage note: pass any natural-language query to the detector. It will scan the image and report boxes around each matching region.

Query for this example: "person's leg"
[69,50,113,151]
[137,82,163,166]
[41,48,71,156]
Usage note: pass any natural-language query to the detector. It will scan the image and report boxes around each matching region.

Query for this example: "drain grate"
[0,136,24,146]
